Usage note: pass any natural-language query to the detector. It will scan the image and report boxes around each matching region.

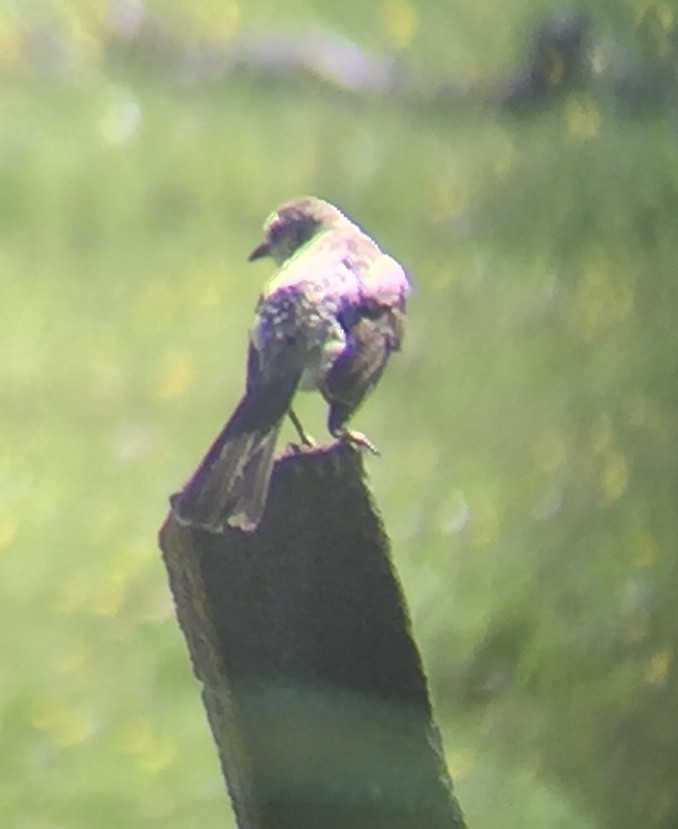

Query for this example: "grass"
[3,2,678,828]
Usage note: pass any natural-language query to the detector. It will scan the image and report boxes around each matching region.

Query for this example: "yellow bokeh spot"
[0,16,25,69]
[134,280,180,333]
[383,0,417,50]
[657,3,674,32]
[632,532,659,567]
[48,1,103,68]
[633,2,674,57]
[590,414,614,454]
[187,276,226,310]
[469,498,500,548]
[546,52,564,86]
[116,720,176,774]
[627,394,662,433]
[432,179,473,221]
[108,541,149,583]
[30,699,92,747]
[212,0,241,40]
[0,509,19,552]
[52,579,89,615]
[491,134,515,178]
[90,544,148,617]
[572,262,634,342]
[154,349,198,400]
[600,451,629,504]
[531,430,567,474]
[90,579,125,618]
[56,641,90,677]
[188,0,240,39]
[645,648,672,686]
[633,0,654,24]
[564,96,601,144]
[446,748,476,780]
[180,257,232,310]
[403,435,439,480]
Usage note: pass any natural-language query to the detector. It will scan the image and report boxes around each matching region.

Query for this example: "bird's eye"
[268,222,284,243]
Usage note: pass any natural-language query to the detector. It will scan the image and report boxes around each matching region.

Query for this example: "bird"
[171,196,410,533]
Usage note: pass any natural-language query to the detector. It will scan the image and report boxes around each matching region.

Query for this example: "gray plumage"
[172,197,410,533]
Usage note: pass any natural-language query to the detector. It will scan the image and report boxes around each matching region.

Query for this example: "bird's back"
[249,217,409,396]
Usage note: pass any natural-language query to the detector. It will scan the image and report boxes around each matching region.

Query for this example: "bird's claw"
[339,429,380,456]
[287,435,317,454]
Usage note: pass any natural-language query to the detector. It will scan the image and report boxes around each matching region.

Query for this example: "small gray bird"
[172,197,410,532]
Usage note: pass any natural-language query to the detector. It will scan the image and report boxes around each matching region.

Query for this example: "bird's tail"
[172,373,299,532]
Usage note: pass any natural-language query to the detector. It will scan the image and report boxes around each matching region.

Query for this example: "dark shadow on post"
[159,441,465,829]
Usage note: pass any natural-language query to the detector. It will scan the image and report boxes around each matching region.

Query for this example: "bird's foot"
[339,429,380,456]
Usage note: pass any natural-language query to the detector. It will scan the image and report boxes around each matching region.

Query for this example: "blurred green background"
[3,0,678,827]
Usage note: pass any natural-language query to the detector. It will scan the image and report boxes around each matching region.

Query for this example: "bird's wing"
[321,247,409,434]
[321,306,405,435]
[358,252,411,313]
[245,340,263,393]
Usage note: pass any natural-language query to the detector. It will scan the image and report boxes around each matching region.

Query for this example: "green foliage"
[3,1,678,828]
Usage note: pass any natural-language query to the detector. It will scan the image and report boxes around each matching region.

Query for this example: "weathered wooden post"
[159,442,465,828]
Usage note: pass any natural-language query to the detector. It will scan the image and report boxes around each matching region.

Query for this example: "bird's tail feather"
[223,426,280,531]
[173,371,299,532]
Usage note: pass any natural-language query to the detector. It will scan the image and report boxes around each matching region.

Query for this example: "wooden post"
[159,442,465,829]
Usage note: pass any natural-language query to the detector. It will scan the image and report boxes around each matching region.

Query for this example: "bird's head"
[248,197,349,266]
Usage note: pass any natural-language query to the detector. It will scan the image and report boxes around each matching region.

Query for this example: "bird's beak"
[248,240,271,261]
